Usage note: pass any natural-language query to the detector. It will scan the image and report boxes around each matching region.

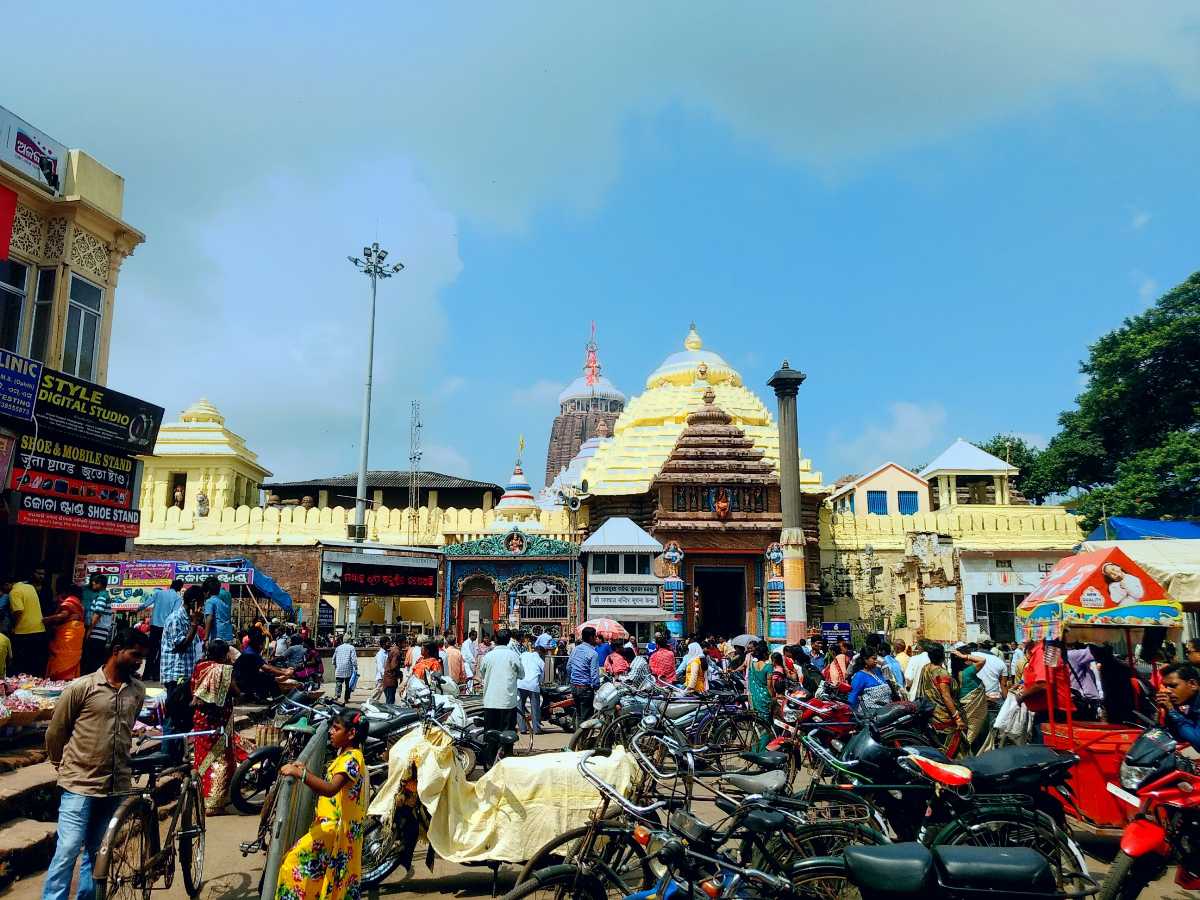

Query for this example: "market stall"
[1016,546,1183,831]
[78,557,293,630]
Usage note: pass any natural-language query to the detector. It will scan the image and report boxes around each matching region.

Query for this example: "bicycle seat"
[843,844,935,896]
[742,808,786,835]
[932,845,1055,893]
[484,729,519,747]
[739,750,788,770]
[720,769,787,795]
[130,750,173,775]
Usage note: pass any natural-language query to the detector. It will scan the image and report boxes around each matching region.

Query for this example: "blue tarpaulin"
[205,557,293,612]
[1086,517,1200,541]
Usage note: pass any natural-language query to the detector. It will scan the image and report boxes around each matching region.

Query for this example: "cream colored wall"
[820,504,1083,554]
[141,456,268,514]
[833,466,930,515]
[135,503,582,547]
[64,151,124,219]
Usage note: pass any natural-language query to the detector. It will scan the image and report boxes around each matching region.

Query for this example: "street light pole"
[347,242,404,541]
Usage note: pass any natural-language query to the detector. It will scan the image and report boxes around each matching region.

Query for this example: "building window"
[1038,562,1055,573]
[995,559,1013,569]
[0,259,29,352]
[63,274,103,380]
[591,554,621,575]
[28,269,56,361]
[897,490,919,516]
[866,490,888,515]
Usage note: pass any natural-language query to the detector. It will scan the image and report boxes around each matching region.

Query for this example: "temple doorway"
[459,577,497,639]
[694,566,746,638]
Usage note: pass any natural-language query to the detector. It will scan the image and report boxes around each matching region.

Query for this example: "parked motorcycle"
[1100,727,1200,898]
[540,682,577,732]
[788,841,1098,899]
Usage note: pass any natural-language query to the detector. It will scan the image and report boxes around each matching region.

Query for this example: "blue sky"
[6,3,1199,490]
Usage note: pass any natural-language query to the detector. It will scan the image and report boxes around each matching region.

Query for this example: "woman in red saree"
[191,640,240,814]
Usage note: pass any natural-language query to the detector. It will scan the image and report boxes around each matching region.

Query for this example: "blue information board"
[0,350,41,422]
[821,621,852,643]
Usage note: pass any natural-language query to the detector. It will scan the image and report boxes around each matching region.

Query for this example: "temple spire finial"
[583,321,602,386]
[684,322,703,351]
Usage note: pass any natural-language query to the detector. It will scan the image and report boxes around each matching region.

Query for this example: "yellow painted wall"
[64,150,124,219]
[831,465,930,516]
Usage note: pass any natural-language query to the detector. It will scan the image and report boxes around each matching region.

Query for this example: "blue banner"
[0,350,41,422]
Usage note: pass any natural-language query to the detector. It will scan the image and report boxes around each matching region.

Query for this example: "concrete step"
[0,818,57,889]
[0,761,58,824]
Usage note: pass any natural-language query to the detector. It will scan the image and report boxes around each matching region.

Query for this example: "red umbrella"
[575,618,630,641]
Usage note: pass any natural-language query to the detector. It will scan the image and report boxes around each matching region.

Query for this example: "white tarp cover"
[368,725,639,863]
[1081,539,1200,608]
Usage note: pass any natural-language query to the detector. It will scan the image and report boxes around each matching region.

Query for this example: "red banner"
[0,185,16,261]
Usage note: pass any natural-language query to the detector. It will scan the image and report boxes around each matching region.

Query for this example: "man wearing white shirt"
[517,642,547,734]
[905,642,931,701]
[461,630,478,692]
[374,637,392,692]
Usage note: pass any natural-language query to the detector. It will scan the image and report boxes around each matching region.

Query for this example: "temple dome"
[493,460,540,524]
[557,373,625,406]
[179,397,225,424]
[645,324,741,389]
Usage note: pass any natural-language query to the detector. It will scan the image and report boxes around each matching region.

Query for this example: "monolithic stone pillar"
[768,361,808,642]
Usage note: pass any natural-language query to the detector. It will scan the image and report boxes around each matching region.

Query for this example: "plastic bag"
[993,692,1032,745]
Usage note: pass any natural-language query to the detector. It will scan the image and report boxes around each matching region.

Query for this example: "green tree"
[1038,271,1200,530]
[976,434,1046,501]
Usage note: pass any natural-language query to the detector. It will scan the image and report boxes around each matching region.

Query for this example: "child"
[275,711,370,900]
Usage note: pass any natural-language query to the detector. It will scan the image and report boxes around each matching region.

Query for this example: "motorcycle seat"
[664,701,700,720]
[843,844,934,896]
[739,750,789,770]
[720,769,788,795]
[932,845,1055,893]
[742,808,786,835]
[964,745,1071,780]
[484,729,519,747]
[868,701,917,728]
[367,709,421,738]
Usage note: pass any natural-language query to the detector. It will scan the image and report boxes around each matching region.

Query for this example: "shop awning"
[1081,539,1200,609]
[1086,517,1200,541]
[1016,546,1181,640]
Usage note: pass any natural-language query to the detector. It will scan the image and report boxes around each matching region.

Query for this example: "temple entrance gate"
[694,565,747,638]
[459,576,497,639]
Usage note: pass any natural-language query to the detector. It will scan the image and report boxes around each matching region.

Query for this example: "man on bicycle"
[43,628,150,900]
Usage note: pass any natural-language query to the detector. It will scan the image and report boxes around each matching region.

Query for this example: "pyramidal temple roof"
[149,398,271,477]
[919,438,1018,478]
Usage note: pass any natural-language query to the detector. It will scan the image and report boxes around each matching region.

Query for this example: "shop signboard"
[317,600,335,629]
[320,560,438,597]
[16,491,140,537]
[0,350,41,422]
[175,562,250,585]
[79,559,250,588]
[34,369,164,456]
[12,432,136,509]
[820,621,852,643]
[0,105,67,196]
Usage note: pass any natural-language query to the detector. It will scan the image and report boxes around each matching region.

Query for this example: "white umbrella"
[730,634,762,648]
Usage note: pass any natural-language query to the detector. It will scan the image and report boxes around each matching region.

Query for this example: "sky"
[6,3,1200,489]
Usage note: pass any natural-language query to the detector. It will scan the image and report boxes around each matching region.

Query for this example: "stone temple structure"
[543,325,625,487]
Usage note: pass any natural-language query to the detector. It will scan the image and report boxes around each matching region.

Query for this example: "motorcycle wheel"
[780,858,858,898]
[596,713,641,750]
[229,745,283,815]
[360,815,405,887]
[568,725,598,753]
[1098,850,1166,900]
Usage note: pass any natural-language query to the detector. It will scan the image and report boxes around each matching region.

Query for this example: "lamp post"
[346,242,404,543]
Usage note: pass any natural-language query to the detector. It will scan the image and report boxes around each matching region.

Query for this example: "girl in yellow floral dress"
[276,712,370,900]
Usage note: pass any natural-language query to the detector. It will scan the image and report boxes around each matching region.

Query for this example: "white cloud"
[435,376,467,399]
[423,443,472,477]
[1011,432,1049,450]
[1131,210,1152,230]
[1132,269,1159,304]
[511,380,566,408]
[829,402,948,473]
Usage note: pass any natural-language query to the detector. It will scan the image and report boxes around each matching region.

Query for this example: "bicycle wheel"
[596,712,641,750]
[754,821,887,873]
[229,745,283,814]
[783,859,861,899]
[933,808,1090,891]
[709,714,771,772]
[178,781,206,897]
[93,801,154,900]
[516,822,655,897]
[501,864,608,900]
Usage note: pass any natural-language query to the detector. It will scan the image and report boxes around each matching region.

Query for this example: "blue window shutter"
[849,494,855,513]
[866,490,888,515]
[898,490,919,515]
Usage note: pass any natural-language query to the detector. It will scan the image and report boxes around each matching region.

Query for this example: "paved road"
[3,724,1192,899]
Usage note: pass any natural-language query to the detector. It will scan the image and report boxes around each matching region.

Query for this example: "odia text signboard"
[588,583,661,609]
[320,554,439,598]
[11,432,135,509]
[16,492,139,537]
[0,105,67,196]
[34,369,164,456]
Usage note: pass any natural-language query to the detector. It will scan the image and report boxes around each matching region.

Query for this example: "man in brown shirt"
[382,637,405,704]
[43,628,149,900]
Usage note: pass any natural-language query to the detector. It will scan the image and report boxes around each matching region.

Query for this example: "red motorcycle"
[1101,727,1200,898]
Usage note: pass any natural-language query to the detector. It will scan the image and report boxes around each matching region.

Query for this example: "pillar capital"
[768,360,807,398]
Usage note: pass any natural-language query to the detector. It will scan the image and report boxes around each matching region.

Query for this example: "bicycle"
[91,728,217,900]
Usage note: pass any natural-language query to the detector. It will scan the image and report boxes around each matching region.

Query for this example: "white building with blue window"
[828,462,930,517]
